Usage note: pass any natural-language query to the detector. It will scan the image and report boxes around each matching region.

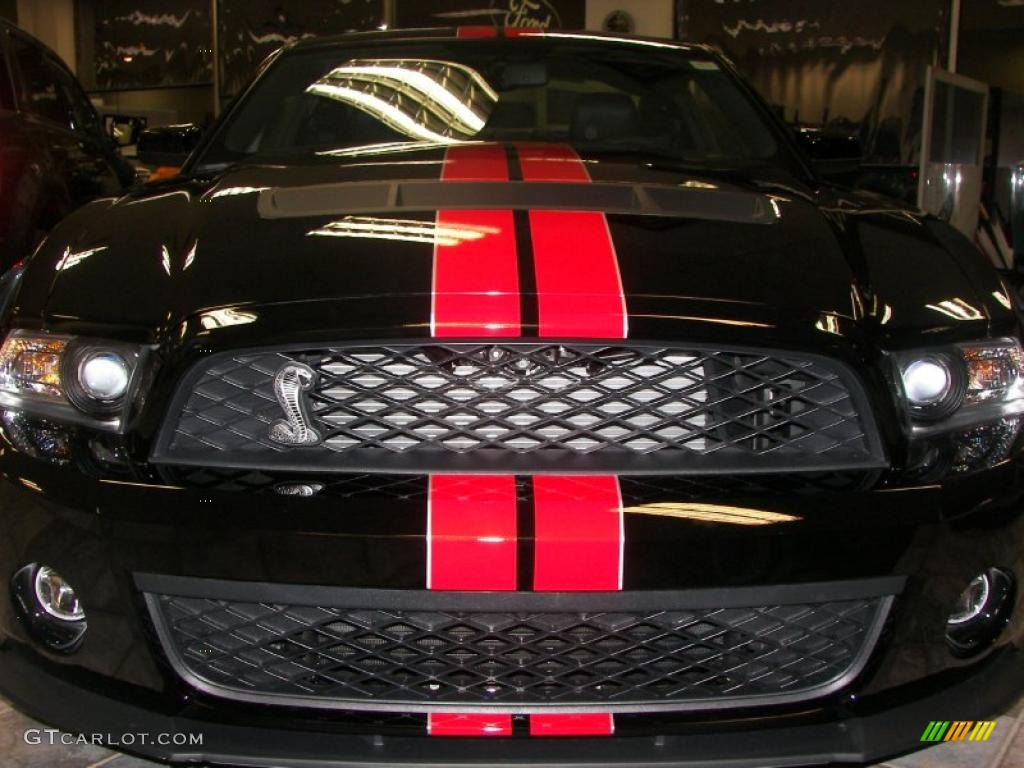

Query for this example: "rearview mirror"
[137,124,203,168]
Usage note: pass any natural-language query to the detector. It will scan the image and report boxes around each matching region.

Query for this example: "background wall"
[16,0,1018,173]
[87,0,212,90]
[679,0,950,164]
[585,0,673,37]
[393,0,584,30]
[218,0,383,101]
[958,0,1024,94]
[16,0,76,69]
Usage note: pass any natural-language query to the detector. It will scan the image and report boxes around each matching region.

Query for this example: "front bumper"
[0,640,1022,767]
[0,446,1023,766]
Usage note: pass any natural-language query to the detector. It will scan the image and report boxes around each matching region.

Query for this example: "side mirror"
[794,127,863,179]
[137,124,203,169]
[104,113,149,149]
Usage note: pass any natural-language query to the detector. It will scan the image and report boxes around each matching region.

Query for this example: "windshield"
[194,36,794,172]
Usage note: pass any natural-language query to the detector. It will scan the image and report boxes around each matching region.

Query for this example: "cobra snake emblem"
[268,363,322,447]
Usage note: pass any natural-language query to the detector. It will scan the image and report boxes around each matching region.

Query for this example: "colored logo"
[921,721,997,742]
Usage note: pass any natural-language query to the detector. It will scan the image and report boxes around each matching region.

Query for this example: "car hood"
[28,146,1010,350]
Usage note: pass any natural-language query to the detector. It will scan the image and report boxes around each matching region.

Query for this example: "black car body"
[0,28,1022,767]
[0,20,132,269]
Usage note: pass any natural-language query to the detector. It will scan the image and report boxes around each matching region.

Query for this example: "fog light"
[34,566,84,621]
[946,568,1015,658]
[10,564,87,654]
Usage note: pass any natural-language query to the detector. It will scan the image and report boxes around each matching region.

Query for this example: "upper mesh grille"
[156,344,884,472]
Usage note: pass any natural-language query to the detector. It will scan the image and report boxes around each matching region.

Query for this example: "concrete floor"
[1,695,1022,768]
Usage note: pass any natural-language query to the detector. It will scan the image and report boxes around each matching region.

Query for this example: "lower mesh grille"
[144,583,894,713]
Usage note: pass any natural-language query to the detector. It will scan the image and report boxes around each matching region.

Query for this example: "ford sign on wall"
[394,0,585,30]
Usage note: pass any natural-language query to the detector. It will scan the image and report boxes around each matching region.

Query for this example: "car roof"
[289,26,709,55]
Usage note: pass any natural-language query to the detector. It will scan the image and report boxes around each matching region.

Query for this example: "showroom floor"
[0,696,1021,768]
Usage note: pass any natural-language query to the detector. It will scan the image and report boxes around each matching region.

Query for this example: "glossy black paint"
[0,21,132,270]
[0,29,1022,767]
[136,123,204,168]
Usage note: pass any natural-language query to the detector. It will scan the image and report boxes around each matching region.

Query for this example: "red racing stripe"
[427,474,620,736]
[517,145,627,339]
[426,473,517,734]
[530,475,622,736]
[427,475,517,591]
[532,475,624,591]
[530,713,615,737]
[504,27,543,38]
[456,26,498,38]
[428,713,512,736]
[433,145,519,337]
[443,143,508,180]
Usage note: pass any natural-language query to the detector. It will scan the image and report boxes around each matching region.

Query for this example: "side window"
[51,63,102,136]
[10,35,74,129]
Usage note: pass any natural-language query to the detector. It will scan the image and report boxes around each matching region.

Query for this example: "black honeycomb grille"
[155,344,884,473]
[147,591,891,712]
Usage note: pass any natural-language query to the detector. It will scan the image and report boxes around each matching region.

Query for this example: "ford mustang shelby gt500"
[0,27,1022,768]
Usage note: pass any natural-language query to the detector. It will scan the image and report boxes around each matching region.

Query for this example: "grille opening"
[158,343,884,472]
[146,589,893,712]
[315,345,711,455]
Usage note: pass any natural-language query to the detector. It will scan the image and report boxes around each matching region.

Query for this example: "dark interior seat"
[570,93,636,142]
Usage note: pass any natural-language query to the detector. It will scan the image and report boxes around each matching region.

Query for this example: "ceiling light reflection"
[210,186,270,198]
[317,140,474,158]
[330,59,497,128]
[55,245,107,271]
[631,314,774,329]
[308,59,497,144]
[308,82,460,144]
[198,308,258,329]
[308,216,499,246]
[623,502,799,526]
[815,314,842,335]
[540,32,692,51]
[925,298,984,321]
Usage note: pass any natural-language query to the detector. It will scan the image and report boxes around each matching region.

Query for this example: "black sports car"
[0,27,1021,768]
[0,20,134,270]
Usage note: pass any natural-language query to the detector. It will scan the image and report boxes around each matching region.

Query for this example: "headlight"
[902,356,958,415]
[894,339,1024,433]
[0,330,145,430]
[77,352,131,402]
